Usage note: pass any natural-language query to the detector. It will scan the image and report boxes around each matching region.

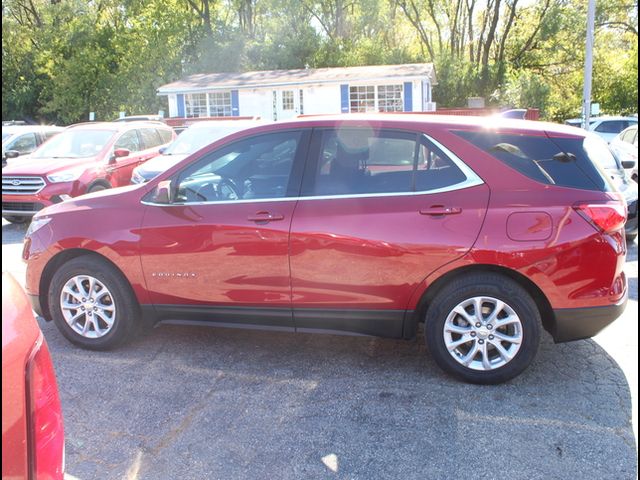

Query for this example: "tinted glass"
[595,120,626,134]
[115,130,141,152]
[175,131,301,203]
[313,129,416,195]
[138,128,162,149]
[10,133,37,153]
[311,129,467,196]
[31,129,114,158]
[455,130,613,192]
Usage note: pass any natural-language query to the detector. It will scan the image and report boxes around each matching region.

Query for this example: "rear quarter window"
[454,130,613,192]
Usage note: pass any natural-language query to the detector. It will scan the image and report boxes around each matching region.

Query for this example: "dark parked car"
[23,115,628,384]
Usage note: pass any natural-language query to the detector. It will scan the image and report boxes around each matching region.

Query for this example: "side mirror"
[621,160,636,169]
[159,146,168,154]
[151,180,173,204]
[4,150,20,159]
[110,148,130,163]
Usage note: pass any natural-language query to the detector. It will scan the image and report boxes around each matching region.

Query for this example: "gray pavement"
[2,219,638,480]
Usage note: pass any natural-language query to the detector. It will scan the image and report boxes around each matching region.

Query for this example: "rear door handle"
[247,212,285,223]
[419,206,462,216]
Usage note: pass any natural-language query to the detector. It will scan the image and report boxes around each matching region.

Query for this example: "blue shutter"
[231,90,240,116]
[403,82,413,112]
[177,94,185,117]
[340,84,349,113]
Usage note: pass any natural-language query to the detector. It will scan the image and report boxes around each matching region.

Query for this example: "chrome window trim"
[140,132,484,208]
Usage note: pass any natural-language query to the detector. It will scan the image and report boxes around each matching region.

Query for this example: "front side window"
[185,93,208,118]
[115,130,141,152]
[138,128,162,149]
[310,129,467,196]
[10,133,37,153]
[174,131,301,203]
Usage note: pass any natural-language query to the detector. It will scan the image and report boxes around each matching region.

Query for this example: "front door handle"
[247,212,285,223]
[419,206,462,216]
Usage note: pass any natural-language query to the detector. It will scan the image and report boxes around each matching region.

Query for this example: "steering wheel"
[214,178,242,201]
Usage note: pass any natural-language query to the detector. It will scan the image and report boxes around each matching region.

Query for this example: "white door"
[273,90,302,120]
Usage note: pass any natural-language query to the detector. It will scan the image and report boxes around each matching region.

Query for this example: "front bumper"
[550,287,628,342]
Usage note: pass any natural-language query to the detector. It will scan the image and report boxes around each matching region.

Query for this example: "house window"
[282,91,295,111]
[377,85,403,112]
[349,85,404,113]
[349,86,375,113]
[185,93,207,118]
[208,92,233,117]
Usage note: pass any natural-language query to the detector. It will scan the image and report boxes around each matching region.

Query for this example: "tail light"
[26,336,65,480]
[573,201,627,233]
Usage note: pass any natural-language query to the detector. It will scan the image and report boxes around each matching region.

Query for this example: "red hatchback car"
[2,121,175,223]
[2,273,64,479]
[22,115,628,383]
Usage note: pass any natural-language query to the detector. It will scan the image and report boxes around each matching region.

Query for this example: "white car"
[130,119,268,184]
[610,125,638,182]
[2,124,65,166]
[565,116,638,143]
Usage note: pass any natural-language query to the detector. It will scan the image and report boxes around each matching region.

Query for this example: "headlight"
[26,216,51,237]
[47,167,86,183]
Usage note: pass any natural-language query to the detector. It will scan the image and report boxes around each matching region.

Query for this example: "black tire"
[424,273,541,384]
[87,183,109,193]
[48,255,141,350]
[3,216,29,224]
[626,232,637,242]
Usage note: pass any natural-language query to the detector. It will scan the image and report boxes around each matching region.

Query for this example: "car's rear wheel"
[48,256,140,350]
[3,216,29,224]
[425,273,541,384]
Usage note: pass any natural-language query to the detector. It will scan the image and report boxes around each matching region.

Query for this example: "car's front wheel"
[425,273,541,384]
[48,255,140,350]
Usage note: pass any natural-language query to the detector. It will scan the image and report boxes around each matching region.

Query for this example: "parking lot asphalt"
[2,219,638,480]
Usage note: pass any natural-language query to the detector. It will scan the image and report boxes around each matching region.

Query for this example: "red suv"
[2,121,175,223]
[22,115,628,383]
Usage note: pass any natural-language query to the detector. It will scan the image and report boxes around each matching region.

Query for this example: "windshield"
[165,126,244,155]
[31,129,115,158]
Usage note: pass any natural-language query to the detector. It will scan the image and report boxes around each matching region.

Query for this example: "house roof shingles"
[157,63,436,94]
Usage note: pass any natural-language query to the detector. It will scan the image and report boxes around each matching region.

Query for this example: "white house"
[157,63,437,121]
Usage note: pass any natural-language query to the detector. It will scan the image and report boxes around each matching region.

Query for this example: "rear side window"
[157,128,173,144]
[595,120,627,134]
[309,129,469,196]
[454,130,613,192]
[138,128,163,149]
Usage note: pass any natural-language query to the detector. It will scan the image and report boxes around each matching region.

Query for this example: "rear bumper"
[550,289,628,342]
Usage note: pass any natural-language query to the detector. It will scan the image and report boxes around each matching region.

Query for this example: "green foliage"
[1,0,638,124]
